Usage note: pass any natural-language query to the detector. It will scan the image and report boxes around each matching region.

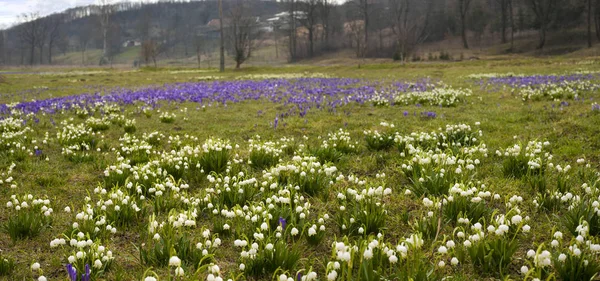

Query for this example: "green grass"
[1,57,600,280]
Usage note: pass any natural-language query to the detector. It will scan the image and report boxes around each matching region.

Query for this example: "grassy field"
[1,58,600,281]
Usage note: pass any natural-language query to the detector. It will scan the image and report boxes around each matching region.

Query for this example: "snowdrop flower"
[169,256,181,267]
[554,231,563,239]
[144,277,157,281]
[451,257,459,265]
[327,270,338,281]
[438,261,445,267]
[438,246,448,254]
[31,262,41,271]
[558,253,567,262]
[175,266,185,277]
[511,215,522,225]
[363,248,373,259]
[38,276,47,281]
[521,266,529,274]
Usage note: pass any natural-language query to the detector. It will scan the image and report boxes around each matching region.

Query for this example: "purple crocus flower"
[274,117,279,129]
[297,272,303,281]
[279,217,287,229]
[66,264,77,281]
[81,264,91,281]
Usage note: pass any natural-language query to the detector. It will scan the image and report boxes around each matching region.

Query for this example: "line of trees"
[0,0,599,67]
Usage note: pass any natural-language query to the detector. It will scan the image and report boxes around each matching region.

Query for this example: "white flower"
[327,270,338,281]
[363,248,373,259]
[239,263,246,270]
[511,215,522,225]
[169,256,181,267]
[527,250,536,258]
[291,228,299,236]
[438,246,448,254]
[520,266,529,274]
[31,262,41,271]
[554,231,563,239]
[522,225,531,232]
[174,266,185,277]
[144,277,157,281]
[389,255,398,263]
[438,261,445,267]
[558,253,567,262]
[38,276,47,281]
[451,257,459,265]
[94,259,102,268]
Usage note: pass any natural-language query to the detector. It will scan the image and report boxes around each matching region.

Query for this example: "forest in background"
[0,0,599,68]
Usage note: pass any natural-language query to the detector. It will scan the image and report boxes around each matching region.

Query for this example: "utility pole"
[219,0,225,72]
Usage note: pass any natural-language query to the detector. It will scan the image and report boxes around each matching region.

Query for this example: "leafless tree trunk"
[98,0,114,65]
[227,0,261,69]
[596,0,600,41]
[319,0,332,49]
[219,0,225,72]
[526,0,558,49]
[300,0,320,57]
[289,0,298,62]
[18,13,40,65]
[509,0,515,51]
[47,16,64,65]
[351,0,369,57]
[588,0,593,47]
[0,31,5,65]
[194,35,203,67]
[495,0,509,43]
[389,0,431,61]
[79,22,94,66]
[458,0,472,49]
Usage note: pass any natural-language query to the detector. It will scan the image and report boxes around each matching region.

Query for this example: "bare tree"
[227,0,261,68]
[0,30,5,65]
[288,0,298,62]
[346,20,365,57]
[351,0,370,57]
[319,0,332,48]
[508,0,515,50]
[389,0,431,61]
[78,22,95,65]
[141,40,158,67]
[495,0,509,44]
[299,0,320,57]
[106,23,122,66]
[458,0,472,49]
[194,35,204,67]
[588,0,593,47]
[17,13,40,65]
[219,0,226,72]
[596,0,600,41]
[47,15,64,64]
[98,0,115,65]
[525,0,558,49]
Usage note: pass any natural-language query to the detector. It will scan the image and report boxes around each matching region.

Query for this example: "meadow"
[1,58,600,281]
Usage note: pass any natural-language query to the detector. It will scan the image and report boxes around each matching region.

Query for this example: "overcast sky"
[0,0,161,28]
